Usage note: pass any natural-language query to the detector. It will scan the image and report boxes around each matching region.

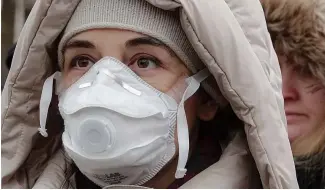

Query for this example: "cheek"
[313,96,325,124]
[62,70,85,89]
[304,90,325,118]
[142,72,180,93]
[298,90,325,136]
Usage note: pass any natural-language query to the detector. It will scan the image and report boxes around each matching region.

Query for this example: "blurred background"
[2,0,36,89]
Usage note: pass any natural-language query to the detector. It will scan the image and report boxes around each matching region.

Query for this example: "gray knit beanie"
[58,0,220,101]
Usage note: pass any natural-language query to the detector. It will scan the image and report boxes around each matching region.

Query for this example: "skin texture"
[279,55,325,143]
[61,29,218,188]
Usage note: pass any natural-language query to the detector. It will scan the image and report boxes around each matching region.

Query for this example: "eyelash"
[128,53,162,67]
[69,54,95,69]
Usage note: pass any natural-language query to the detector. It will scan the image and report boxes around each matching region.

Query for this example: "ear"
[197,100,218,121]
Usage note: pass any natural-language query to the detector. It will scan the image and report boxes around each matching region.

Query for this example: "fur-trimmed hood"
[261,0,325,86]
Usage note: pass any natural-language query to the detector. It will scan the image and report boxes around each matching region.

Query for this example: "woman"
[1,0,298,188]
[262,0,325,188]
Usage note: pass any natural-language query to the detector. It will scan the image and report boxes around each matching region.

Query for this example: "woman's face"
[61,28,217,141]
[279,56,325,142]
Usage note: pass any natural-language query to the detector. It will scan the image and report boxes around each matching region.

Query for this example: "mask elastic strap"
[38,72,61,137]
[175,68,210,178]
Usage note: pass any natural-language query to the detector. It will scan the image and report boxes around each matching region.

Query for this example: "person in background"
[261,0,325,188]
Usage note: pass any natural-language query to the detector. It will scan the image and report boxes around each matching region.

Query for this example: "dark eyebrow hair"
[62,40,95,53]
[125,37,176,57]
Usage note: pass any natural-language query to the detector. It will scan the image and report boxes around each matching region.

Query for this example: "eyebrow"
[62,40,95,53]
[125,37,176,57]
[62,37,176,57]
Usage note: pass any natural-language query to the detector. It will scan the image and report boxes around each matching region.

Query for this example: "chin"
[287,124,301,143]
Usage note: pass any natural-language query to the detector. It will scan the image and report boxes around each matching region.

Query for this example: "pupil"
[78,59,88,67]
[138,59,149,68]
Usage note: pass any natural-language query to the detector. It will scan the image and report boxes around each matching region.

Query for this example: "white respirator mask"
[38,57,210,187]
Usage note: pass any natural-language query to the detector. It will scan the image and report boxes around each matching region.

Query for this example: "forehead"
[63,28,177,57]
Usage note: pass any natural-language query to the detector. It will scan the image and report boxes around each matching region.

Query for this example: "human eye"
[136,57,159,69]
[128,54,161,70]
[69,55,95,70]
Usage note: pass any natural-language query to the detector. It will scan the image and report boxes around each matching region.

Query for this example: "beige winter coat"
[1,0,299,188]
